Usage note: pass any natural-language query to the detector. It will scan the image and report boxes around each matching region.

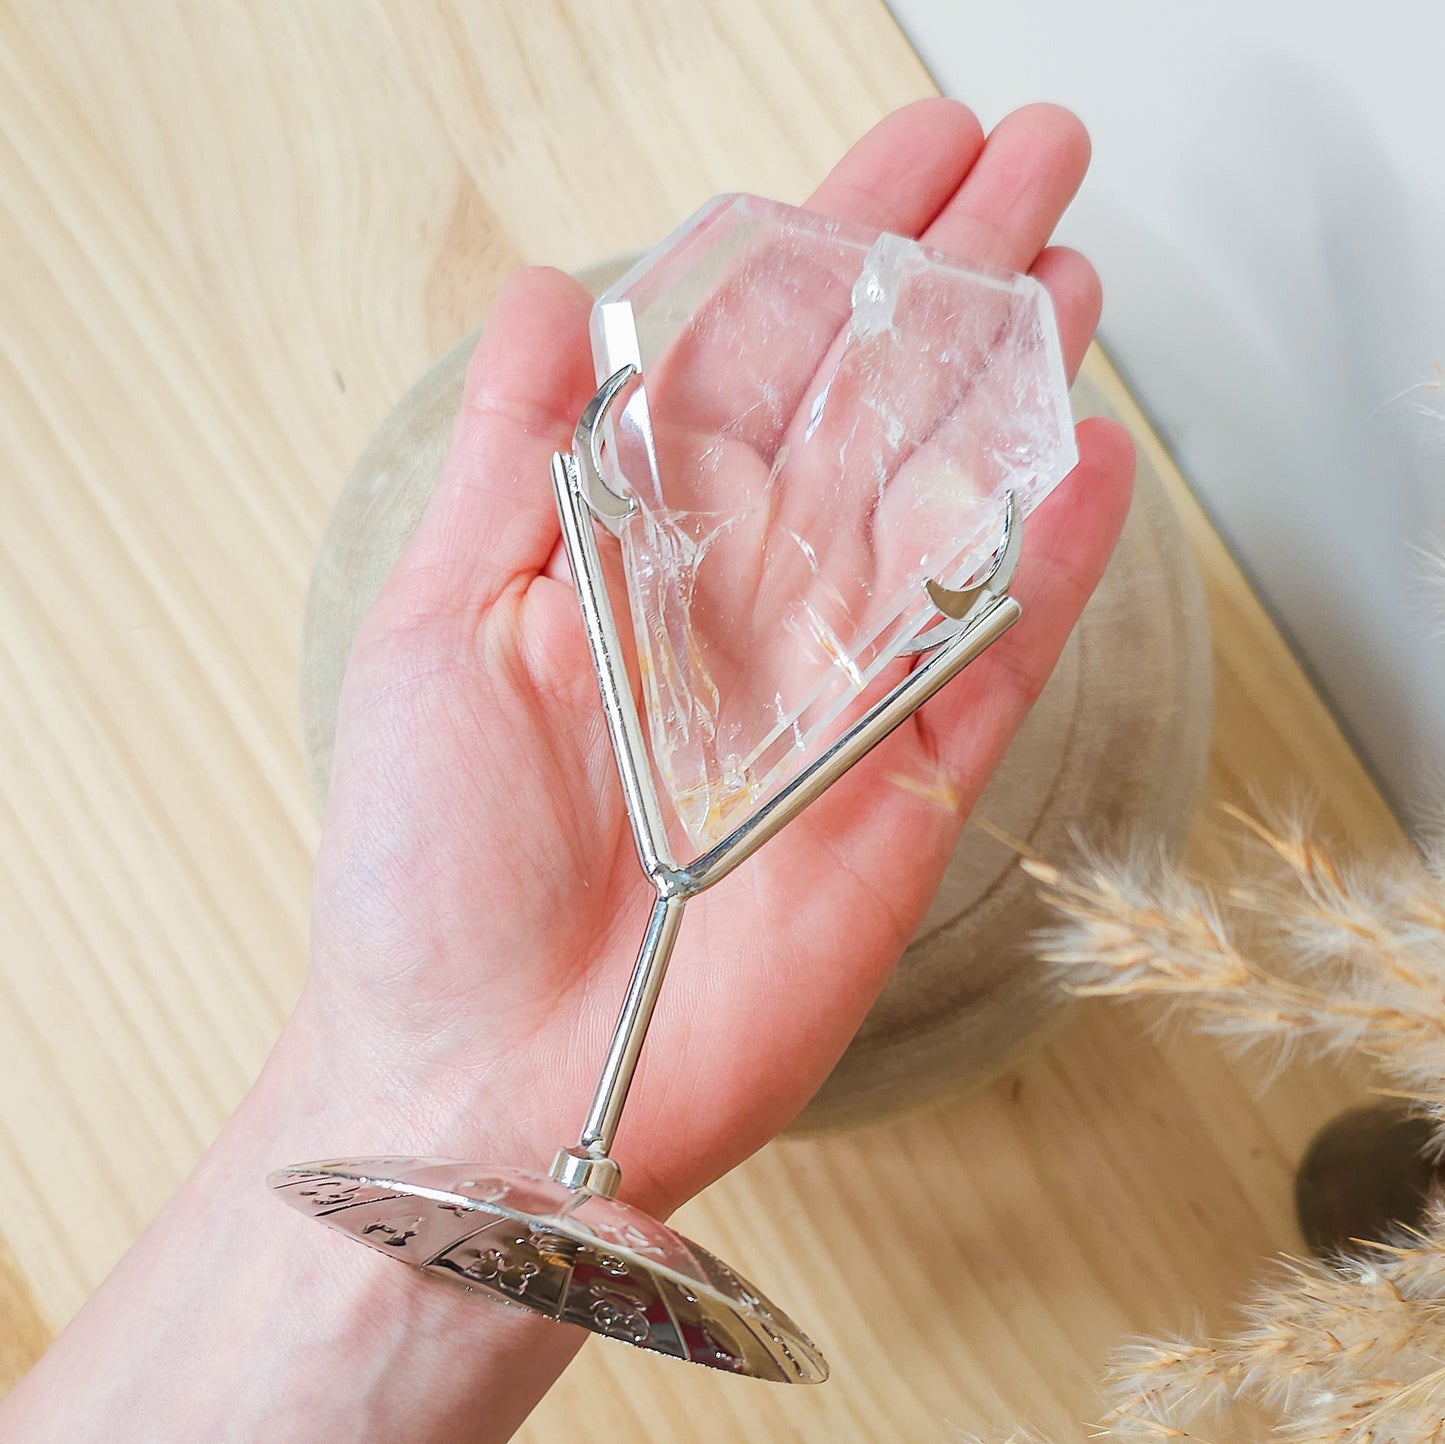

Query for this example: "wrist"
[0,988,586,1444]
[240,982,540,1171]
[280,972,689,1222]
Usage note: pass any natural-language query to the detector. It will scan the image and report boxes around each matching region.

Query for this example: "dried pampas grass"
[998,809,1445,1440]
[1000,488,1445,1439]
[1028,810,1445,1128]
[953,366,1445,1440]
[1015,817,1445,1438]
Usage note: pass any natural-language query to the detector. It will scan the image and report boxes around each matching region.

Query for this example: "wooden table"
[0,2,1405,1436]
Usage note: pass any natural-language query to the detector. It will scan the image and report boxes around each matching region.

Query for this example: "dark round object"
[1295,1103,1441,1258]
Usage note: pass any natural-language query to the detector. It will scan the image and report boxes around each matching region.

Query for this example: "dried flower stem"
[1026,807,1445,1441]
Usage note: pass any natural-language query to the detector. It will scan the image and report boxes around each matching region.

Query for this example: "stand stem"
[578,892,686,1154]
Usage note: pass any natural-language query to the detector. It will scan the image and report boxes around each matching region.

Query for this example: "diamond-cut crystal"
[592,194,1078,850]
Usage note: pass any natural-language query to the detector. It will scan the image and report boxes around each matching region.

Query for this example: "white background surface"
[889,0,1445,833]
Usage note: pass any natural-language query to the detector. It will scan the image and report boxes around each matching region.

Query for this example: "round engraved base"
[269,1158,827,1383]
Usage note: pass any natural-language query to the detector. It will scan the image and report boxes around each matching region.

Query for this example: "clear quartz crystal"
[591,194,1078,851]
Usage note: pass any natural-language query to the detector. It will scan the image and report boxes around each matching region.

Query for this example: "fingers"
[388,267,595,618]
[917,416,1137,787]
[923,103,1091,272]
[805,97,986,234]
[1031,245,1102,382]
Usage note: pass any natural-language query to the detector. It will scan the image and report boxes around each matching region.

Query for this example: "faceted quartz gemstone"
[591,194,1078,852]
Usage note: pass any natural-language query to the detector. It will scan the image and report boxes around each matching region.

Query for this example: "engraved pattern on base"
[268,1158,826,1383]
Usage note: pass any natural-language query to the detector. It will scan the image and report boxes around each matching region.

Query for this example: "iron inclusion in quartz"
[590,194,1078,851]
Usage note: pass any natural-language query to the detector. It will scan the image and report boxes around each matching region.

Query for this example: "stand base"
[269,1158,827,1383]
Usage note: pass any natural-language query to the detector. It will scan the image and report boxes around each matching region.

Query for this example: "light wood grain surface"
[0,2,1405,1438]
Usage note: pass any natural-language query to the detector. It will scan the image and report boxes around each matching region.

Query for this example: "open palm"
[306,99,1135,1220]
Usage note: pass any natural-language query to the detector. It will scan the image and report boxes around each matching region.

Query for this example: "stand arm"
[682,593,1021,893]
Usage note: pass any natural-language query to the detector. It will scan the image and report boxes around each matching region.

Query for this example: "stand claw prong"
[904,490,1022,655]
[573,363,639,535]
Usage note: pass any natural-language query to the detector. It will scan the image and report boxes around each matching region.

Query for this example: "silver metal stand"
[270,367,1023,1383]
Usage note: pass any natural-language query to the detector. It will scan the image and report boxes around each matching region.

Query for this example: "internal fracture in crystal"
[590,194,1077,849]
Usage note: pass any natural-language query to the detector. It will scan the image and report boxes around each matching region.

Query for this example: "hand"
[306,97,1135,1218]
[0,98,1137,1444]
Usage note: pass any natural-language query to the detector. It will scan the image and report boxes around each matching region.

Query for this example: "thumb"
[388,266,595,621]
